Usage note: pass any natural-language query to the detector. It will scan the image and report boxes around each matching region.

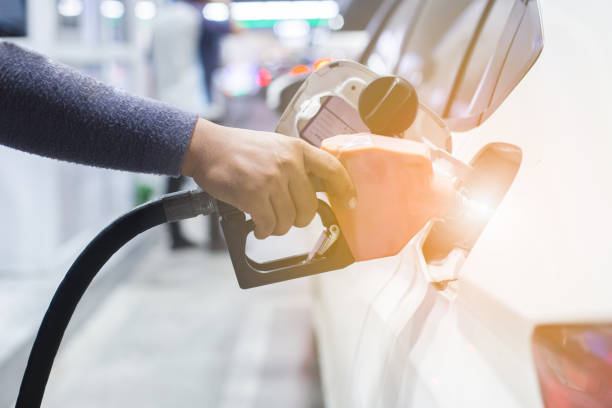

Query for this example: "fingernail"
[347,197,357,209]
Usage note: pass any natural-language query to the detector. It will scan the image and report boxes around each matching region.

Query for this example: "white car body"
[283,0,612,407]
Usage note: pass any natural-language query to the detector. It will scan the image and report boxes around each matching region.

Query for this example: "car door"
[312,1,544,407]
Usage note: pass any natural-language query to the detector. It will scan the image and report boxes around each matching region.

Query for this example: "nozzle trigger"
[217,199,354,289]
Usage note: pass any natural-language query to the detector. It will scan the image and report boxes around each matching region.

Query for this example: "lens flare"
[463,195,495,220]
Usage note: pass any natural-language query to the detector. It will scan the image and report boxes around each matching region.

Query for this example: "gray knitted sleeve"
[0,41,198,176]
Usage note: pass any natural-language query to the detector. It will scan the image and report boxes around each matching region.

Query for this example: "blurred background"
[0,0,381,406]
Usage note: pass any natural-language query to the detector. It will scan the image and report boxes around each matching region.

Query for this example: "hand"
[181,119,356,239]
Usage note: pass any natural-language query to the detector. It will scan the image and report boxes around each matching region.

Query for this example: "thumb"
[302,143,357,209]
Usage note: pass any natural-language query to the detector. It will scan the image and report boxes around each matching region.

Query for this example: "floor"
[42,235,324,408]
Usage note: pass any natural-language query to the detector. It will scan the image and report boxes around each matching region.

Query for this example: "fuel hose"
[15,189,216,408]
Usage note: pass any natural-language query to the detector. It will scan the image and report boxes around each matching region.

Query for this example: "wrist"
[181,118,217,178]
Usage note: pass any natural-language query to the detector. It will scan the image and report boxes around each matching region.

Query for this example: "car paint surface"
[311,0,612,407]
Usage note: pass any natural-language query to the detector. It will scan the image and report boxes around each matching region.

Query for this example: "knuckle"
[290,137,306,151]
[257,169,278,186]
[276,151,299,173]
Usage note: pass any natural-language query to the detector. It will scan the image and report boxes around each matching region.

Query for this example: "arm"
[0,41,196,175]
[0,42,356,238]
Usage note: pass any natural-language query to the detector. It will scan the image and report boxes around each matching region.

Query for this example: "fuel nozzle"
[321,133,480,261]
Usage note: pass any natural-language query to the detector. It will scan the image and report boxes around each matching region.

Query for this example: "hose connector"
[162,188,217,222]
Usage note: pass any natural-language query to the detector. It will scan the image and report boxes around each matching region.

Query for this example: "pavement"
[41,233,323,408]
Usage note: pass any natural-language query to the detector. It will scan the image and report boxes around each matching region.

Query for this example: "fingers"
[289,172,318,228]
[251,187,298,239]
[302,143,357,208]
[251,197,276,239]
[270,185,297,236]
[243,136,355,239]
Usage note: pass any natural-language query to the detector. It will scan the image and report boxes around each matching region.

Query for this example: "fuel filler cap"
[358,76,419,136]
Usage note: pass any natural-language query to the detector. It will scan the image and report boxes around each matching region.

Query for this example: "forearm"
[0,41,197,176]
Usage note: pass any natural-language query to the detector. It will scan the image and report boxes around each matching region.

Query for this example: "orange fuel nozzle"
[321,133,469,261]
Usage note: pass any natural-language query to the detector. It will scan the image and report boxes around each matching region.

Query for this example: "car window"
[482,0,543,124]
[442,0,516,119]
[445,0,543,130]
[396,0,486,115]
[365,0,424,75]
[365,0,543,132]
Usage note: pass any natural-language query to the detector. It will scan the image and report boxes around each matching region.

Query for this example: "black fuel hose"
[15,189,215,408]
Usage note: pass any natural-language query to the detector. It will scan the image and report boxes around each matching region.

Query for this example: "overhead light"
[231,1,339,22]
[134,1,157,21]
[58,0,83,17]
[203,2,230,22]
[273,20,310,39]
[100,0,125,20]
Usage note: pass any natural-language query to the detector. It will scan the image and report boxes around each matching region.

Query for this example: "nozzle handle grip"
[217,200,354,289]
